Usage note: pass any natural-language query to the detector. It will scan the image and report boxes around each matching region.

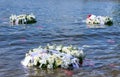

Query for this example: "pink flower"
[87,14,92,19]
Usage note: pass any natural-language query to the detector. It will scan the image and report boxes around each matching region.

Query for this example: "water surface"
[0,0,120,77]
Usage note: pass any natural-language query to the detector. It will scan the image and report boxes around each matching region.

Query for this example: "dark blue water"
[0,0,120,77]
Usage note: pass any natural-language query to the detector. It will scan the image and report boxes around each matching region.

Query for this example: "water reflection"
[86,25,106,28]
[24,68,68,77]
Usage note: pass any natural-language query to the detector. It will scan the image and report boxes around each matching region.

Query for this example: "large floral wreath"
[21,44,85,69]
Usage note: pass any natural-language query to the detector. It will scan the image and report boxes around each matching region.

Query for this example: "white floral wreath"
[21,44,85,69]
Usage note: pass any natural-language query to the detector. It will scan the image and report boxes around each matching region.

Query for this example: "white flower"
[47,44,56,50]
[62,46,69,52]
[48,56,55,64]
[56,45,63,51]
[39,59,47,65]
[71,50,76,57]
[79,50,84,57]
[33,56,40,65]
[47,64,53,69]
[21,56,32,66]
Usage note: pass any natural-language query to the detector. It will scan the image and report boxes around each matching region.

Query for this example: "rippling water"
[0,0,120,77]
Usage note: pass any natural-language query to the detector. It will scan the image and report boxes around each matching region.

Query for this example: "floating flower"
[9,13,37,25]
[21,44,85,69]
[86,14,113,25]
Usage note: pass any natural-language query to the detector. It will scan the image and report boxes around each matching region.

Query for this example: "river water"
[0,0,120,77]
